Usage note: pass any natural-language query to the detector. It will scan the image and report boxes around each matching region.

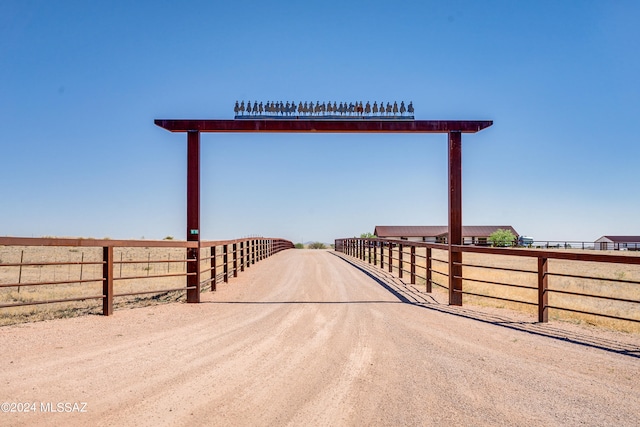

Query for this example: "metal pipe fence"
[335,238,640,327]
[0,236,293,319]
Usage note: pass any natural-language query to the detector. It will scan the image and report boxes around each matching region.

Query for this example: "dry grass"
[377,246,640,334]
[0,245,235,326]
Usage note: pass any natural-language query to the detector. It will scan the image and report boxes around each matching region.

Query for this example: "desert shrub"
[308,242,327,249]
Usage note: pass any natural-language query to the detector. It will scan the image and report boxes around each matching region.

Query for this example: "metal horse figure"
[234,100,414,118]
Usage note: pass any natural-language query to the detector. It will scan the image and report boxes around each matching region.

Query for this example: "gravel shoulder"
[1,249,639,426]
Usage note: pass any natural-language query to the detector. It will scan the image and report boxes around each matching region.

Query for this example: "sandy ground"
[1,249,639,426]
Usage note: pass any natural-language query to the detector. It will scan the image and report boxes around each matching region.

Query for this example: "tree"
[308,242,327,249]
[488,229,516,247]
[359,233,377,238]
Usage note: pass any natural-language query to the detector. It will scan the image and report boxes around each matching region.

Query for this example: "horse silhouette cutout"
[235,100,413,118]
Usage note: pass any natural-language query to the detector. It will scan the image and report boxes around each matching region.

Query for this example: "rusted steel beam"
[0,236,197,248]
[155,119,492,134]
[450,244,640,265]
[186,131,201,303]
[449,131,463,306]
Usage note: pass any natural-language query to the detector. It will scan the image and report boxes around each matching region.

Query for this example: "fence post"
[398,244,404,279]
[223,244,229,283]
[233,243,238,278]
[373,241,377,266]
[426,247,432,293]
[261,239,265,261]
[538,257,549,322]
[251,240,256,265]
[410,246,416,284]
[102,246,113,316]
[240,241,245,272]
[380,242,384,269]
[388,242,393,273]
[211,245,217,291]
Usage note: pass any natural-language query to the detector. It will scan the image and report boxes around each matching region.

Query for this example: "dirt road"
[1,249,638,426]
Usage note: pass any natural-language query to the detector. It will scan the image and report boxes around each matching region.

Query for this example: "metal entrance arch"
[155,118,493,305]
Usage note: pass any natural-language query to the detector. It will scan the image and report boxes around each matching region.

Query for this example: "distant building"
[594,236,640,251]
[373,225,519,246]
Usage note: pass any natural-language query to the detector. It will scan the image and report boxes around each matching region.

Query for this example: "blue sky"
[1,0,638,243]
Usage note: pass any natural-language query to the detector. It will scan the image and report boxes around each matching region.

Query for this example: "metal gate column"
[186,130,201,303]
[448,131,462,306]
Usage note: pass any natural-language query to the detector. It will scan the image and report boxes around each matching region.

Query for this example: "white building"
[594,236,640,251]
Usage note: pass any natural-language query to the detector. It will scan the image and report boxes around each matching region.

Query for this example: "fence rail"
[335,238,640,327]
[525,240,640,250]
[0,236,293,318]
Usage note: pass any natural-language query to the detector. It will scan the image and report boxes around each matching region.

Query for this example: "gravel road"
[1,249,638,426]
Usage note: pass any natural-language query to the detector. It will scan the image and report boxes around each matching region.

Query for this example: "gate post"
[448,131,463,306]
[186,130,201,303]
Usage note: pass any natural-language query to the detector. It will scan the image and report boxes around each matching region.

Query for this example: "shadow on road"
[331,252,640,359]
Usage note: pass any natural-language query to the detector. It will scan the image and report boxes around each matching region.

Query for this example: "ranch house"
[373,225,519,246]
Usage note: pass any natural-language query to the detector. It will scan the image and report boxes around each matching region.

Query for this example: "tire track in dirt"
[1,249,638,426]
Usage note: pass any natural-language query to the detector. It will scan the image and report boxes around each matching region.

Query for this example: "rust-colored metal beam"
[449,131,463,306]
[186,131,200,303]
[156,117,494,309]
[155,119,492,134]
